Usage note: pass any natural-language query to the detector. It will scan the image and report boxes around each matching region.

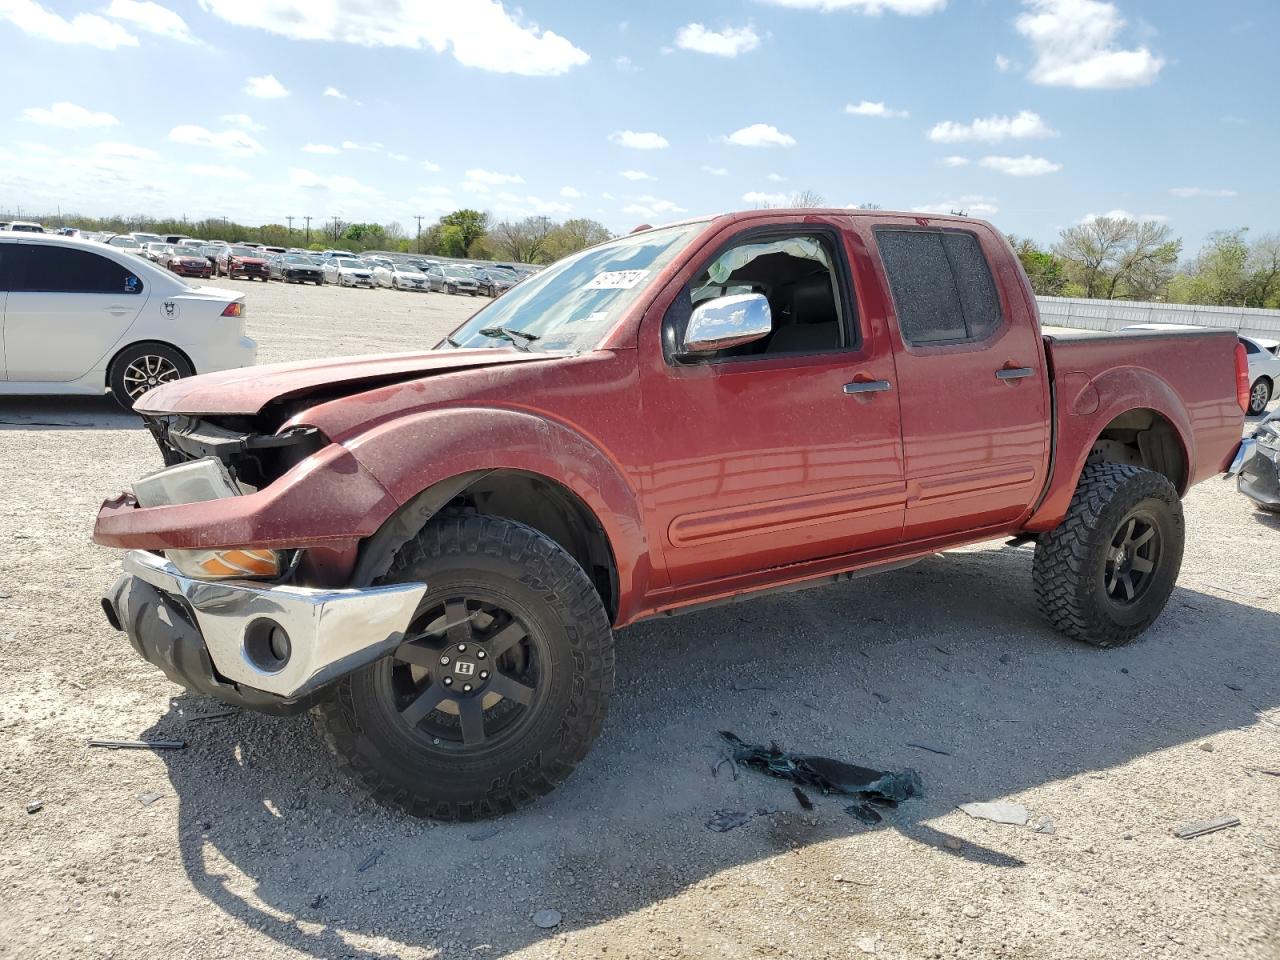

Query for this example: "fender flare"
[342,406,651,618]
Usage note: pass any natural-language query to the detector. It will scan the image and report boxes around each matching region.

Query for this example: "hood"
[134,349,560,416]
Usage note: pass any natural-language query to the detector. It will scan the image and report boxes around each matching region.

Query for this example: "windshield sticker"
[583,269,648,290]
[124,275,139,293]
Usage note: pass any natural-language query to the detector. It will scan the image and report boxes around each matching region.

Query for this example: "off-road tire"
[314,513,615,820]
[1033,462,1184,647]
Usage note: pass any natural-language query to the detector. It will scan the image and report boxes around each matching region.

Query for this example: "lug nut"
[479,671,489,680]
[443,677,453,686]
[477,650,486,660]
[463,684,472,693]
[458,644,467,652]
[440,655,451,665]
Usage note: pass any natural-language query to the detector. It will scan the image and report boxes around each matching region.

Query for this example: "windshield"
[396,264,422,274]
[338,259,363,268]
[443,222,703,352]
[284,255,311,264]
[229,246,257,257]
[442,266,469,278]
[175,248,203,257]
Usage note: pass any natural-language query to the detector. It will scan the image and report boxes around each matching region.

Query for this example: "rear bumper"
[1237,440,1280,509]
[103,550,425,711]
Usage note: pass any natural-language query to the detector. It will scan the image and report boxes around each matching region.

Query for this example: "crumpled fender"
[1025,365,1195,532]
[342,405,650,621]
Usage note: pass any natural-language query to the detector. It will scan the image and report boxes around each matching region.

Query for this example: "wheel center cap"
[438,642,490,694]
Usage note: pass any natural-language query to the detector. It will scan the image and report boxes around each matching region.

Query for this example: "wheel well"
[1089,408,1188,493]
[104,340,196,385]
[450,471,619,620]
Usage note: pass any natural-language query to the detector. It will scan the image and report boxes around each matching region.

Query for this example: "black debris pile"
[720,731,922,825]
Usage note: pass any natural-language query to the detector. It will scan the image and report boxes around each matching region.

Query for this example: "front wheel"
[1033,462,1184,647]
[1249,378,1272,416]
[315,513,615,820]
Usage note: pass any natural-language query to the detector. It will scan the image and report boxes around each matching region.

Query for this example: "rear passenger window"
[875,229,1001,345]
[17,246,143,295]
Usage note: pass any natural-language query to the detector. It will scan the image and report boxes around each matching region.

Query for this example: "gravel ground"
[1,281,1277,960]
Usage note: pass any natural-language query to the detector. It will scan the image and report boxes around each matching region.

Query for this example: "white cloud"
[702,165,729,176]
[927,110,1057,143]
[601,192,615,200]
[323,86,347,99]
[674,23,760,57]
[0,0,138,48]
[168,124,264,156]
[844,100,909,118]
[525,196,572,215]
[767,173,788,182]
[559,185,583,198]
[387,152,409,161]
[912,195,1000,217]
[609,130,669,150]
[743,191,789,206]
[757,0,945,12]
[104,0,195,42]
[979,154,1062,176]
[289,167,376,196]
[941,155,970,167]
[1016,0,1164,89]
[21,101,119,128]
[622,197,687,218]
[244,74,289,98]
[619,170,656,181]
[1081,209,1167,224]
[1169,187,1237,198]
[724,123,796,147]
[421,159,442,172]
[198,0,590,76]
[92,141,157,159]
[302,143,339,154]
[614,55,638,72]
[220,113,265,131]
[186,163,251,180]
[465,168,523,185]
[995,53,1011,72]
[342,139,383,152]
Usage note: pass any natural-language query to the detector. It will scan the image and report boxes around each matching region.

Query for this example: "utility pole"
[415,215,424,254]
[331,216,340,244]
[286,215,295,240]
[303,215,312,245]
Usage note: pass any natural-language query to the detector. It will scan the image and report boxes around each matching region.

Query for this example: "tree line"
[18,209,616,265]
[1010,219,1280,309]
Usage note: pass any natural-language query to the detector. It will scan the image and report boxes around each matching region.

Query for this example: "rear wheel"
[1249,378,1272,416]
[315,513,615,820]
[1033,462,1184,647]
[108,343,193,409]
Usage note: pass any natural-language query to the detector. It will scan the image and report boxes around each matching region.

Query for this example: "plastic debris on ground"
[958,800,1029,826]
[1174,816,1240,839]
[719,732,922,824]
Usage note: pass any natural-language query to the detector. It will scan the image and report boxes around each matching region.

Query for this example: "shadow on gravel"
[140,546,1280,959]
[0,396,141,430]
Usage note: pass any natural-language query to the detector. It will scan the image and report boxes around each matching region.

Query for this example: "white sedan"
[372,262,430,291]
[0,233,256,407]
[322,257,376,288]
[1241,335,1280,415]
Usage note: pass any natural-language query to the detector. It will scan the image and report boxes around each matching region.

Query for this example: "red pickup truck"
[95,209,1250,820]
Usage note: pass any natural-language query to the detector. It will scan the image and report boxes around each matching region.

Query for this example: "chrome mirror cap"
[680,293,772,357]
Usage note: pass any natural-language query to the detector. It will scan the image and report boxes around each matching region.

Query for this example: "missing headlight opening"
[143,414,327,490]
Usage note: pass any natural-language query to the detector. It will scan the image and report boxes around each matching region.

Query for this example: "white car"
[322,257,375,288]
[372,262,430,291]
[1240,335,1280,415]
[0,234,256,408]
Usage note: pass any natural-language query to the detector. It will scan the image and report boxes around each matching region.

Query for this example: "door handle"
[843,379,892,395]
[995,367,1034,381]
[105,306,131,316]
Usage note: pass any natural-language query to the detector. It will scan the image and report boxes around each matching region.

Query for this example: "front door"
[866,220,1050,540]
[640,222,906,590]
[3,242,147,381]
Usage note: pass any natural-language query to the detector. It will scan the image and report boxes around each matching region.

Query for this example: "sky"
[1,0,1275,252]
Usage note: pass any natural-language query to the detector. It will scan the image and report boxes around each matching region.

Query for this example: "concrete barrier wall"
[1037,296,1280,342]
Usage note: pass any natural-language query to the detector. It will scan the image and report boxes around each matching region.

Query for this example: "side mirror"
[679,293,772,357]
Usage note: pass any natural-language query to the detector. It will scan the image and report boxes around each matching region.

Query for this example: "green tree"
[1007,235,1068,296]
[488,216,556,264]
[544,218,612,260]
[438,209,489,255]
[1053,217,1180,300]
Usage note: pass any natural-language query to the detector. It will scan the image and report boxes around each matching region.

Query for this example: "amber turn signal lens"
[171,548,280,579]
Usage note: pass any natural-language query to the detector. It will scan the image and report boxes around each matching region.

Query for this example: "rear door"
[3,242,148,381]
[862,219,1050,540]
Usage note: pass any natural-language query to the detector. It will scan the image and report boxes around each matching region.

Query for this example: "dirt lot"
[1,280,1277,960]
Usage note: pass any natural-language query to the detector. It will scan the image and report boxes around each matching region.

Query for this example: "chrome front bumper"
[105,550,425,700]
